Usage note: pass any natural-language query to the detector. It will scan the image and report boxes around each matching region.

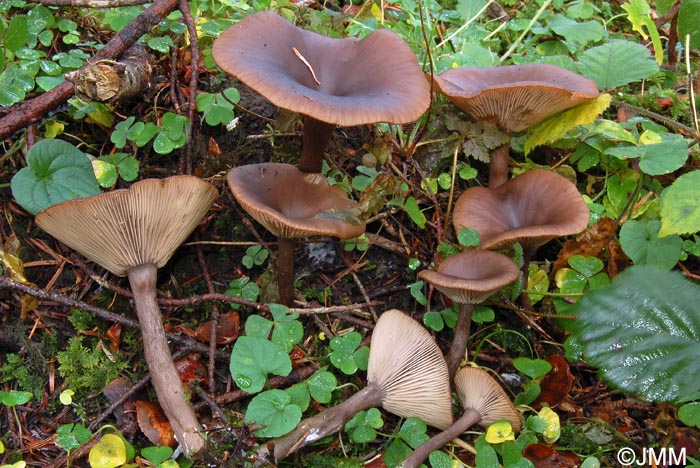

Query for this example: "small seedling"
[242,245,269,269]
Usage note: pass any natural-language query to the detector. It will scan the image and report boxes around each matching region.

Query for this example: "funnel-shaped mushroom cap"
[455,366,521,431]
[227,163,365,240]
[453,170,589,250]
[367,309,453,430]
[35,176,218,277]
[418,251,519,304]
[432,64,599,133]
[212,11,430,126]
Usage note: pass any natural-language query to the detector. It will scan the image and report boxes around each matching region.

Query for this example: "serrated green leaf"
[564,266,700,402]
[245,389,302,437]
[577,40,659,90]
[619,220,682,270]
[525,94,611,154]
[659,171,700,237]
[229,336,292,394]
[11,139,101,215]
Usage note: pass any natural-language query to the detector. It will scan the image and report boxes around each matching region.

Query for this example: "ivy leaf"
[619,220,682,270]
[229,336,292,394]
[577,39,659,90]
[659,171,700,237]
[11,139,101,215]
[525,94,611,154]
[245,389,302,438]
[564,266,700,402]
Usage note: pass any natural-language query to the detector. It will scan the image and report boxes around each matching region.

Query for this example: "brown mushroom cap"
[227,163,365,240]
[35,176,219,276]
[212,11,430,126]
[418,250,519,304]
[455,366,521,431]
[368,309,454,430]
[432,64,600,133]
[453,169,589,250]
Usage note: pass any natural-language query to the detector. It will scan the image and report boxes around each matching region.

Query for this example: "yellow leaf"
[0,439,4,454]
[88,434,127,468]
[370,3,383,21]
[484,420,515,444]
[538,406,561,444]
[0,250,28,284]
[525,93,612,155]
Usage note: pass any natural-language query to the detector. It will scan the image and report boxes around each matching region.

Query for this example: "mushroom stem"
[128,263,205,454]
[298,117,336,173]
[277,237,297,306]
[260,382,384,461]
[445,302,475,378]
[488,142,511,189]
[518,247,533,309]
[400,408,482,468]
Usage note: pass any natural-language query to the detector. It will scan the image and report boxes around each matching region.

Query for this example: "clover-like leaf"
[397,417,429,449]
[307,370,337,404]
[245,389,302,438]
[229,336,292,394]
[88,434,126,468]
[564,266,700,402]
[140,446,173,466]
[344,408,383,443]
[330,332,367,375]
[11,139,101,215]
[513,357,552,380]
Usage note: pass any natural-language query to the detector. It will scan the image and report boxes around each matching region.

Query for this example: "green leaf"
[513,357,552,379]
[398,417,429,449]
[577,39,660,90]
[423,311,444,332]
[548,14,604,46]
[457,227,480,247]
[403,196,426,229]
[659,171,700,237]
[307,370,336,404]
[329,332,363,375]
[428,450,452,468]
[604,133,688,175]
[140,446,173,465]
[147,36,174,53]
[0,390,32,406]
[92,160,118,188]
[621,0,663,64]
[11,139,101,215]
[472,305,494,324]
[56,423,92,451]
[619,220,682,270]
[568,255,604,277]
[229,336,292,394]
[5,15,31,52]
[285,382,310,412]
[679,402,700,428]
[678,0,700,49]
[525,94,611,154]
[474,435,499,467]
[564,266,700,402]
[344,408,383,443]
[245,389,302,437]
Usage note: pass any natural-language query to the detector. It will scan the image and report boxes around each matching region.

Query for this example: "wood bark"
[0,0,179,140]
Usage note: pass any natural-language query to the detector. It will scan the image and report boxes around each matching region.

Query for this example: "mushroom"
[35,176,218,454]
[212,11,431,173]
[401,366,521,468]
[453,169,589,306]
[419,250,519,377]
[431,64,599,188]
[258,309,453,462]
[227,162,365,306]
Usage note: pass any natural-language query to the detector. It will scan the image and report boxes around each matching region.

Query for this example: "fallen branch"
[28,0,150,5]
[0,0,179,140]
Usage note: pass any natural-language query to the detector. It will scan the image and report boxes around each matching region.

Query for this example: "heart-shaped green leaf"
[619,220,682,270]
[229,336,292,394]
[245,389,302,438]
[565,266,700,402]
[11,139,101,215]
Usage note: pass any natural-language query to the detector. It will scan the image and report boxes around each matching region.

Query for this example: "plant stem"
[277,237,297,306]
[401,408,482,468]
[446,302,475,378]
[259,382,384,462]
[518,248,533,309]
[298,117,335,173]
[128,263,205,455]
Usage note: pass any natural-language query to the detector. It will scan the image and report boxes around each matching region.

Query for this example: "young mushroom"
[419,250,519,377]
[453,169,589,306]
[212,11,431,172]
[258,309,453,462]
[431,64,599,188]
[35,176,218,455]
[227,162,365,306]
[401,366,521,468]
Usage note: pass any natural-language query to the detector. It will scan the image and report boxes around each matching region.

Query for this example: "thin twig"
[196,244,220,393]
[292,47,321,86]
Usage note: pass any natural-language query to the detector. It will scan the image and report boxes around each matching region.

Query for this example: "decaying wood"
[0,0,179,140]
[28,0,150,6]
[64,45,154,104]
